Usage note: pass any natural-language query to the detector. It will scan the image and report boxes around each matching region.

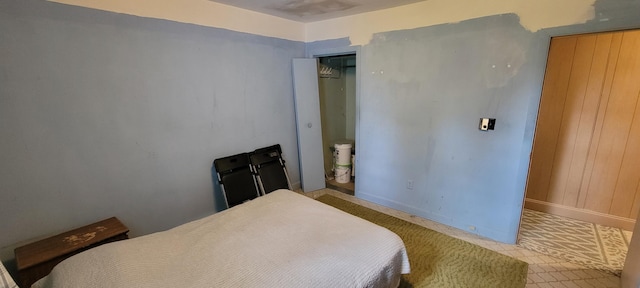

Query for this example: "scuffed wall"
[306,0,640,244]
[0,0,304,272]
[305,0,598,45]
[354,14,547,243]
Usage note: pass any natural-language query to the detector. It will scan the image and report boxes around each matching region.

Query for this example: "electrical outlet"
[407,180,414,190]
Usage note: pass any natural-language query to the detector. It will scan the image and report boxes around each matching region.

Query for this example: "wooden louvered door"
[525,30,640,230]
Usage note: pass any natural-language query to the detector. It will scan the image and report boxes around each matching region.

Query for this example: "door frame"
[306,46,362,194]
[516,33,555,243]
[518,29,640,242]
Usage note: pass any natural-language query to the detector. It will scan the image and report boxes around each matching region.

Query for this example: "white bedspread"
[33,190,410,288]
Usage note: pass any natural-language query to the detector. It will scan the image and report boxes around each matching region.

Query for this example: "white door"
[292,58,326,192]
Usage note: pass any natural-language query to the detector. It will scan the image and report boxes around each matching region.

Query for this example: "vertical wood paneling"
[546,35,597,205]
[562,34,613,207]
[526,37,576,201]
[608,31,640,217]
[584,31,640,214]
[577,32,624,208]
[526,30,640,228]
[611,90,640,217]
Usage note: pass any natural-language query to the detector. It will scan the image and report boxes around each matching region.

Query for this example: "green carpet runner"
[316,194,528,288]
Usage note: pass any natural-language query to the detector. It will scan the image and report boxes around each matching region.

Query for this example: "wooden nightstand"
[14,217,129,288]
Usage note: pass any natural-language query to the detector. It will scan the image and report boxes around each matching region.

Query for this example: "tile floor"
[306,189,622,288]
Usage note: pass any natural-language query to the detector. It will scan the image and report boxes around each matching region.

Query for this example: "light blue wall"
[358,15,546,243]
[0,0,304,268]
[307,0,640,244]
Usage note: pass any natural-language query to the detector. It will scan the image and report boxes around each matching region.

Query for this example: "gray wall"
[0,0,304,269]
[307,0,640,244]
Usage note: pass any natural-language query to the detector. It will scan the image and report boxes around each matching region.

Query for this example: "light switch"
[479,118,496,131]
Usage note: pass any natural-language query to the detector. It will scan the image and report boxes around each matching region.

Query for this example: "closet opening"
[317,54,356,195]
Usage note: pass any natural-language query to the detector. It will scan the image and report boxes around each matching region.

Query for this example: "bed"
[32,190,410,288]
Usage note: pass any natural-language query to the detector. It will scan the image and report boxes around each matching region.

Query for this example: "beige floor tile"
[550,282,569,288]
[550,263,570,271]
[528,274,546,283]
[594,276,619,287]
[559,281,582,288]
[549,271,570,281]
[585,269,610,279]
[538,272,560,282]
[560,271,582,281]
[570,279,596,288]
[572,270,592,279]
[529,264,547,273]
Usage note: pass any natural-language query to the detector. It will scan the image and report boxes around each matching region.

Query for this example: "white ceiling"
[210,0,427,22]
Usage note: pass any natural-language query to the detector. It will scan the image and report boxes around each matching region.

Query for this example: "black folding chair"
[213,153,261,208]
[250,144,292,195]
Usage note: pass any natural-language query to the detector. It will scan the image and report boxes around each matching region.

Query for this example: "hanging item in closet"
[319,64,340,79]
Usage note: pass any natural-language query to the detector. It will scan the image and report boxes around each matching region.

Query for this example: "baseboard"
[290,181,301,191]
[524,198,636,231]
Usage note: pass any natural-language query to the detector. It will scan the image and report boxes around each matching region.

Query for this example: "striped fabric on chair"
[0,262,17,288]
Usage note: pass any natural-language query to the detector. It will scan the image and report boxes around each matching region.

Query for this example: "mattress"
[33,190,410,288]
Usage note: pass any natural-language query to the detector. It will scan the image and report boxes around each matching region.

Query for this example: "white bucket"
[334,143,352,183]
[334,143,352,165]
[335,166,351,183]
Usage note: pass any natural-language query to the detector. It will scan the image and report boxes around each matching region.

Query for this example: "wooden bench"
[14,217,129,288]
